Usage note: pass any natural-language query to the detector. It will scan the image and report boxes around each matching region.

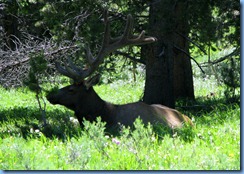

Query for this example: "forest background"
[0,0,240,170]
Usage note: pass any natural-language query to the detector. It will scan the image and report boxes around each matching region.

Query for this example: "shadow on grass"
[0,106,195,142]
[176,95,240,127]
[0,106,131,140]
[0,106,82,140]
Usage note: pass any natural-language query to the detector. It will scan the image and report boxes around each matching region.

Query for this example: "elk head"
[47,74,101,111]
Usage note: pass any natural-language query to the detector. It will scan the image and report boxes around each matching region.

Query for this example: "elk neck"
[75,87,118,125]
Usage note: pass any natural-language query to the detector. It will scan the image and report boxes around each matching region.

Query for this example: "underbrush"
[0,107,240,170]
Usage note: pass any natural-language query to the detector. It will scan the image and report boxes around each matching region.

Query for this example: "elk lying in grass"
[47,11,193,129]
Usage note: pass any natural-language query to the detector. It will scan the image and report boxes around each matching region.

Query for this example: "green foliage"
[172,124,197,143]
[188,0,239,56]
[82,117,108,156]
[47,86,60,96]
[24,51,47,93]
[219,58,240,103]
[192,48,240,104]
[29,52,47,73]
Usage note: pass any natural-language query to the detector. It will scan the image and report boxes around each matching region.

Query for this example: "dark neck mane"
[100,102,117,125]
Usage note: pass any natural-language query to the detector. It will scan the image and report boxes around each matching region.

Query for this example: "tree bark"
[173,1,195,100]
[142,0,175,108]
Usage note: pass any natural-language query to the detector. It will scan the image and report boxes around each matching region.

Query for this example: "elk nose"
[46,93,57,104]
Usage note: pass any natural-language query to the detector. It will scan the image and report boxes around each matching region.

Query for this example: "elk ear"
[84,74,101,90]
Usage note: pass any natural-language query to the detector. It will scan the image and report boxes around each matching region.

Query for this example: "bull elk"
[46,11,193,129]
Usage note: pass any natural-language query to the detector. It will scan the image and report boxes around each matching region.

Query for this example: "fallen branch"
[0,32,81,87]
[0,45,79,73]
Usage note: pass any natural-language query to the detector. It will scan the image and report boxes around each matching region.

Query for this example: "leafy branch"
[23,51,48,126]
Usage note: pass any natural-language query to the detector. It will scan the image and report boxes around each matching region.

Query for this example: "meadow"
[0,66,240,170]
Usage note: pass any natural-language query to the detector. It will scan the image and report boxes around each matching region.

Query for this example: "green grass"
[0,76,240,170]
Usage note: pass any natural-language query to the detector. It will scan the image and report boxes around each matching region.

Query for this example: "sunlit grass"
[94,80,144,104]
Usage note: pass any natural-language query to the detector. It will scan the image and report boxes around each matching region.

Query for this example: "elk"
[46,11,193,129]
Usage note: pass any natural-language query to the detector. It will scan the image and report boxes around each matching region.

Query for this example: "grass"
[0,73,240,170]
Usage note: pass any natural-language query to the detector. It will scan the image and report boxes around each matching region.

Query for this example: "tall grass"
[0,66,240,170]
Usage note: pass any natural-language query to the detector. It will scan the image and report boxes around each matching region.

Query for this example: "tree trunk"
[142,0,175,108]
[142,0,195,108]
[173,1,195,100]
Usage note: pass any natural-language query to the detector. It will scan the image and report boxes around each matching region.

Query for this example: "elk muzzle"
[46,92,59,105]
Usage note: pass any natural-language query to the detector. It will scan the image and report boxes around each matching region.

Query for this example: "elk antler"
[56,10,157,83]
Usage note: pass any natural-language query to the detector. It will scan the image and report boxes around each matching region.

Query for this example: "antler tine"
[85,44,95,65]
[123,14,134,39]
[102,10,111,46]
[103,13,157,50]
[55,62,77,80]
[122,14,157,45]
[67,58,83,73]
[55,58,87,82]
